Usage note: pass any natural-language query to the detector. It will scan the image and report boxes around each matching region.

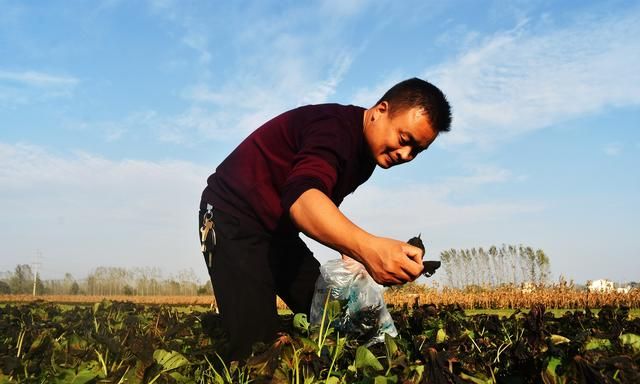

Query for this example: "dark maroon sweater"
[201,104,376,235]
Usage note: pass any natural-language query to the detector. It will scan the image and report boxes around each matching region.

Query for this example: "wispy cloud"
[0,69,79,106]
[0,142,210,279]
[305,163,542,263]
[63,110,161,143]
[603,142,622,156]
[147,0,221,70]
[350,71,406,109]
[0,141,534,278]
[0,70,78,88]
[319,0,372,18]
[64,106,246,145]
[143,2,363,143]
[351,164,532,233]
[446,164,512,185]
[423,7,640,148]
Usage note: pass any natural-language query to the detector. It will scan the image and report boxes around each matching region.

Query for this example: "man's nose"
[395,147,414,162]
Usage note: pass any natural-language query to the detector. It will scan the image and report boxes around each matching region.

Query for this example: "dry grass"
[0,294,216,306]
[385,287,640,309]
[0,294,285,309]
[2,288,639,310]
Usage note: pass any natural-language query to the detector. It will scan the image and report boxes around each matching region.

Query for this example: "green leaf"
[547,357,561,373]
[374,374,398,384]
[459,372,492,384]
[384,333,398,358]
[28,330,51,354]
[584,338,612,350]
[54,362,101,384]
[293,313,310,332]
[542,357,564,384]
[619,333,640,352]
[436,328,447,343]
[409,364,424,382]
[325,377,340,384]
[67,333,88,351]
[355,346,383,372]
[169,371,196,383]
[300,337,319,353]
[153,349,190,371]
[327,300,342,319]
[118,362,145,384]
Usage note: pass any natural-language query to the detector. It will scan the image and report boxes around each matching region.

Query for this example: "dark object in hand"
[407,234,441,278]
[421,260,441,277]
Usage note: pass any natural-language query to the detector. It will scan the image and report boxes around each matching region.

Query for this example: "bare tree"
[9,264,34,294]
[439,244,551,289]
[535,249,550,285]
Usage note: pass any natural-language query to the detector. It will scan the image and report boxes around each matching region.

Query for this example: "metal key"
[201,204,216,267]
[201,218,213,244]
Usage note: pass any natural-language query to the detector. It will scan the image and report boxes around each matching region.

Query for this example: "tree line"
[0,264,212,296]
[2,245,551,296]
[439,244,551,289]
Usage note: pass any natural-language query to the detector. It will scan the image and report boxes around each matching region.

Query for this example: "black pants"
[198,208,320,361]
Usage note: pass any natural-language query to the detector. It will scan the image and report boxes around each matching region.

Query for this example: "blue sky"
[1,0,638,285]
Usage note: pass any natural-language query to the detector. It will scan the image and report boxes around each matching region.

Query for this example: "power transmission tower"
[32,250,42,296]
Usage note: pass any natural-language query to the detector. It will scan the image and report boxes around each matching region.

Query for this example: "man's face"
[364,102,438,169]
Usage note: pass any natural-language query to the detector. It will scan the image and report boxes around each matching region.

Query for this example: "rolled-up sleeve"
[281,117,351,212]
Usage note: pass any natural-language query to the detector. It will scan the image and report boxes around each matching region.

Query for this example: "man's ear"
[372,101,388,121]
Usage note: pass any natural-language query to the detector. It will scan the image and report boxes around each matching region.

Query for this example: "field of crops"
[1,299,639,383]
[384,288,640,310]
[2,286,639,310]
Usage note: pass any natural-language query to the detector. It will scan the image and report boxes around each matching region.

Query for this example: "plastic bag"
[310,258,397,345]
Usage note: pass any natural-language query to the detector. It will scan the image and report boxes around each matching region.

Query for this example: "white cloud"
[0,142,211,280]
[0,141,537,279]
[342,184,540,233]
[147,0,216,68]
[423,9,640,148]
[181,30,212,64]
[446,164,512,185]
[306,163,541,263]
[0,70,78,87]
[181,85,227,104]
[350,71,405,108]
[603,142,622,156]
[0,69,79,106]
[63,106,244,145]
[63,110,159,143]
[142,2,364,143]
[319,0,371,18]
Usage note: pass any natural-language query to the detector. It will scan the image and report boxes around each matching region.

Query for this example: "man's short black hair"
[376,77,452,133]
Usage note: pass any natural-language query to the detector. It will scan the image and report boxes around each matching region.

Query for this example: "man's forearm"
[289,188,372,262]
[289,188,425,286]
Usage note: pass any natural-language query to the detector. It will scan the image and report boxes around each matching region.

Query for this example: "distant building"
[616,286,632,294]
[587,279,614,293]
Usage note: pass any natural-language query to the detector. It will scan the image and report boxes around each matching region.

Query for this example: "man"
[199,78,451,360]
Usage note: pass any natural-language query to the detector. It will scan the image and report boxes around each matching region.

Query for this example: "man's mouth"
[386,154,394,167]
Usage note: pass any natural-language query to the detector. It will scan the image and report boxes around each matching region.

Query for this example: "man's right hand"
[359,237,424,286]
[290,189,423,285]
